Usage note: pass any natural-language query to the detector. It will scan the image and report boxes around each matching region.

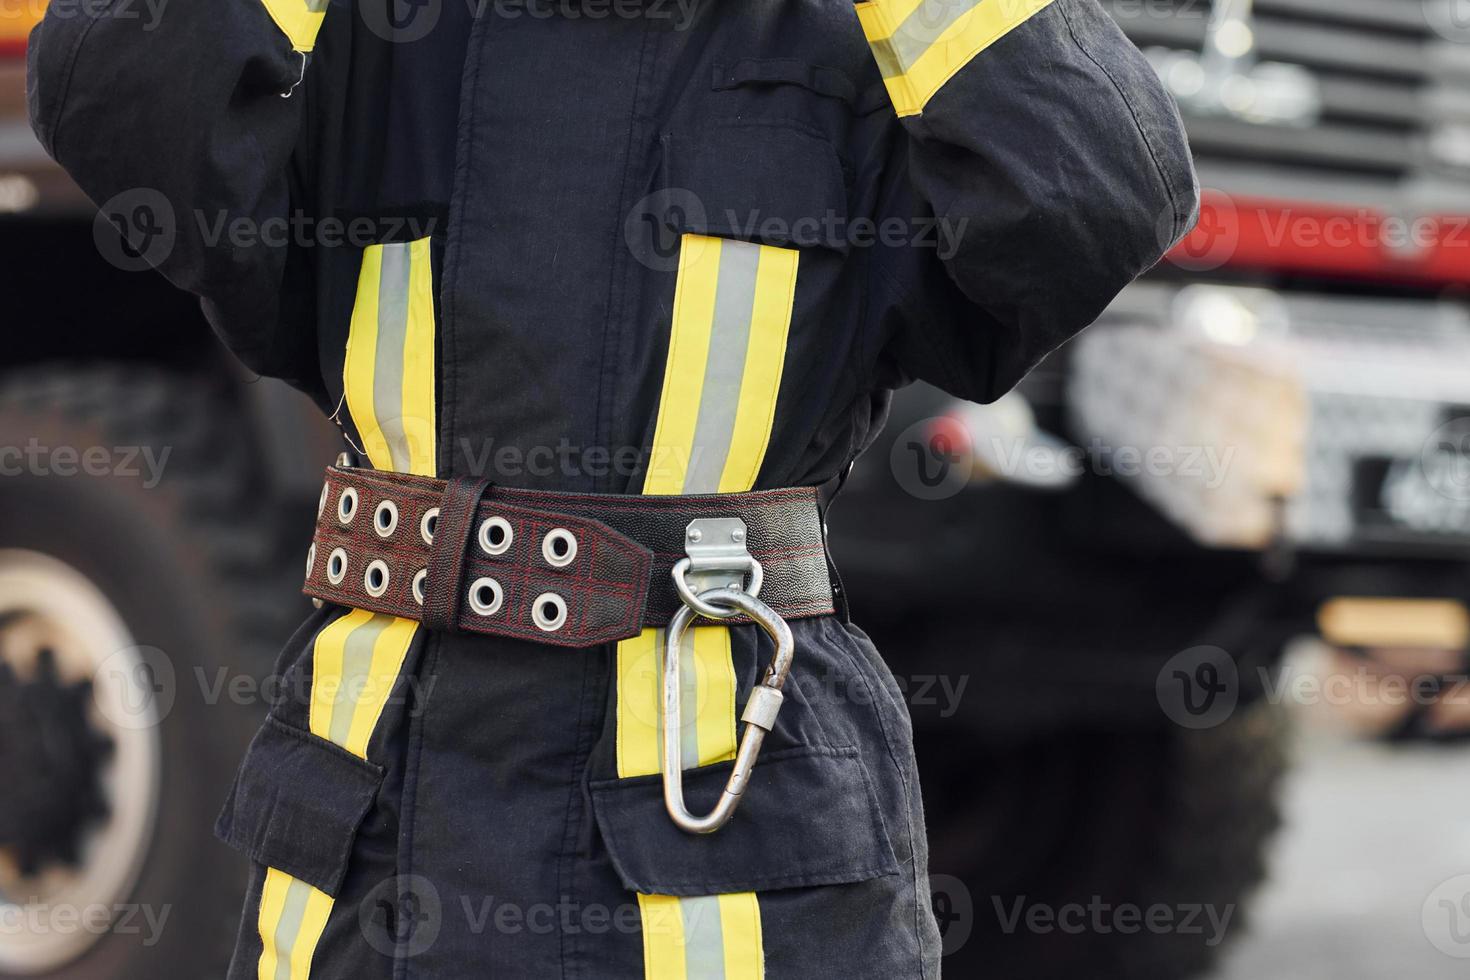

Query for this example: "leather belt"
[302,465,835,649]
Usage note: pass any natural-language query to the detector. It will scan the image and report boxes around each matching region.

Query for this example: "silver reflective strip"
[682,239,762,494]
[871,0,986,78]
[648,628,704,772]
[328,614,393,747]
[374,243,413,473]
[681,895,728,979]
[678,628,701,771]
[272,877,312,980]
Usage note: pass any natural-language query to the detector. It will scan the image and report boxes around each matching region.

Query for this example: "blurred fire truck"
[3,1,1470,978]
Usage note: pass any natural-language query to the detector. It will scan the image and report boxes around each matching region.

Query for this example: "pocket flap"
[660,125,851,253]
[214,716,384,897]
[590,746,899,897]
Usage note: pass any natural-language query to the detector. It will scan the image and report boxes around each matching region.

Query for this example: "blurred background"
[5,0,1470,977]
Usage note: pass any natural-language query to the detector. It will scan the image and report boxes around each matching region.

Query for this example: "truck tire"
[0,366,301,979]
[923,701,1287,980]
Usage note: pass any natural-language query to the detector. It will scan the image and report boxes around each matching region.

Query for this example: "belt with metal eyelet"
[304,462,832,834]
[301,464,835,649]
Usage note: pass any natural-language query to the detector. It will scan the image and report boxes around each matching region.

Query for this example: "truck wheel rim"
[0,550,161,973]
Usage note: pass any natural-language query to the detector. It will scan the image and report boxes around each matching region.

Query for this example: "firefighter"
[28,0,1197,974]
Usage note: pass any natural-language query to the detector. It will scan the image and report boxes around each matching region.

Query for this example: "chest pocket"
[635,121,855,497]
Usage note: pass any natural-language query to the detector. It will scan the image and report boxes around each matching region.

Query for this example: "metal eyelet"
[337,487,359,525]
[374,500,400,538]
[542,528,578,568]
[364,559,390,598]
[420,507,440,547]
[412,569,428,606]
[305,543,317,578]
[478,516,514,556]
[468,577,504,617]
[327,547,348,586]
[532,592,568,632]
[318,481,330,518]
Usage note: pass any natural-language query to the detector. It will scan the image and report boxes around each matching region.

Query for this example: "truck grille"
[1105,0,1470,211]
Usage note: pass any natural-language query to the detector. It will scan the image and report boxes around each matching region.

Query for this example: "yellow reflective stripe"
[308,608,418,760]
[627,230,784,978]
[258,0,327,53]
[616,629,664,780]
[858,0,1056,117]
[636,892,765,980]
[639,894,689,980]
[341,615,420,757]
[257,868,334,980]
[400,238,438,477]
[718,245,798,494]
[646,234,722,496]
[616,627,736,779]
[691,627,738,768]
[344,239,438,478]
[308,608,370,745]
[344,247,389,468]
[717,892,765,980]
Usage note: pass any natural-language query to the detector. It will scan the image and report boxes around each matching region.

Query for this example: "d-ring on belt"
[302,463,836,833]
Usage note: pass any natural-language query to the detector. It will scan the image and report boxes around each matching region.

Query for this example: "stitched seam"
[594,17,654,495]
[1057,0,1184,241]
[397,632,438,980]
[831,636,928,979]
[39,10,106,159]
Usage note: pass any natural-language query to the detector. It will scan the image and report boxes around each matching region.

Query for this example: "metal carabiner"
[662,586,795,834]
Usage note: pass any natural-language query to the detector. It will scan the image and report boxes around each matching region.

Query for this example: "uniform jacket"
[29,0,1196,975]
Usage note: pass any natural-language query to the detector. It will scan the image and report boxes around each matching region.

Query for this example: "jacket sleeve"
[26,0,330,399]
[858,0,1199,402]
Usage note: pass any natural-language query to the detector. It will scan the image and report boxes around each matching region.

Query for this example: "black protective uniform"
[28,0,1197,974]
